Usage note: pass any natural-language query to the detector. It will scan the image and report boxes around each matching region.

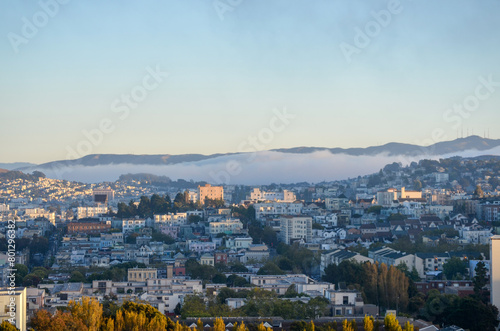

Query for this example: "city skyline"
[1,0,500,164]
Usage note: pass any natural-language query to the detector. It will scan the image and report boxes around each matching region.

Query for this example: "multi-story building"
[154,213,187,225]
[0,287,27,331]
[491,236,500,310]
[279,215,312,244]
[76,206,108,219]
[122,218,146,233]
[67,221,111,234]
[377,187,422,207]
[369,247,424,278]
[254,202,303,220]
[459,225,492,244]
[247,188,296,202]
[128,268,158,282]
[320,250,373,275]
[22,208,56,224]
[250,274,333,296]
[482,201,500,222]
[188,241,216,253]
[198,184,224,205]
[93,188,114,203]
[209,218,243,235]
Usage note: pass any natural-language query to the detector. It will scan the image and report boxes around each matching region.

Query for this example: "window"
[343,296,349,305]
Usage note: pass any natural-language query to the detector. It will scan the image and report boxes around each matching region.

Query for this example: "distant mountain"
[18,153,232,170]
[271,136,500,156]
[0,162,37,170]
[19,136,500,170]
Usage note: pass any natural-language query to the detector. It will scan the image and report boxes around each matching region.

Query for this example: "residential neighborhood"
[0,156,499,330]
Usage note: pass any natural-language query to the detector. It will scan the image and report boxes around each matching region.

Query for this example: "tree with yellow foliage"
[235,321,248,331]
[213,317,225,331]
[197,318,204,331]
[68,297,103,331]
[102,317,115,331]
[402,321,414,331]
[342,319,354,331]
[384,314,402,331]
[256,322,272,331]
[363,315,374,331]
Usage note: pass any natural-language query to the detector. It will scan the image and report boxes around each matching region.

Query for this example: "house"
[369,247,424,278]
[240,244,270,263]
[200,253,214,266]
[321,249,373,275]
[324,289,365,316]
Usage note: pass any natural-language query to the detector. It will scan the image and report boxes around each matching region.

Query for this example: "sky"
[1,0,500,164]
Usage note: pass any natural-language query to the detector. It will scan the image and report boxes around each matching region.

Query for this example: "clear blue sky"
[1,0,499,164]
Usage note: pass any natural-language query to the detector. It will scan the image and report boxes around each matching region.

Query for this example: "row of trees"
[322,260,410,312]
[28,296,418,331]
[116,193,225,219]
[31,298,182,331]
[180,290,330,320]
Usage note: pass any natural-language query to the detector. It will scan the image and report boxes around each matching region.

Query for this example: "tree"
[363,315,374,331]
[235,321,247,331]
[69,271,86,283]
[402,321,414,331]
[306,297,329,318]
[384,314,401,331]
[180,295,210,318]
[443,257,467,279]
[473,261,488,302]
[413,180,422,190]
[29,236,50,256]
[474,185,484,198]
[445,296,499,331]
[213,317,225,331]
[366,205,383,215]
[257,262,284,275]
[137,196,152,217]
[312,222,324,230]
[342,319,354,331]
[0,321,18,331]
[14,264,28,286]
[68,297,103,331]
[151,231,175,244]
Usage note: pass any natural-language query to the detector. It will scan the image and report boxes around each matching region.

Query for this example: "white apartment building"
[122,218,146,233]
[279,215,312,244]
[324,197,349,211]
[209,218,243,235]
[0,287,27,331]
[434,172,450,183]
[491,236,500,310]
[377,187,422,207]
[22,208,56,223]
[248,188,296,202]
[250,274,333,296]
[188,241,216,253]
[254,202,303,220]
[154,213,187,225]
[76,206,108,219]
[460,225,493,245]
